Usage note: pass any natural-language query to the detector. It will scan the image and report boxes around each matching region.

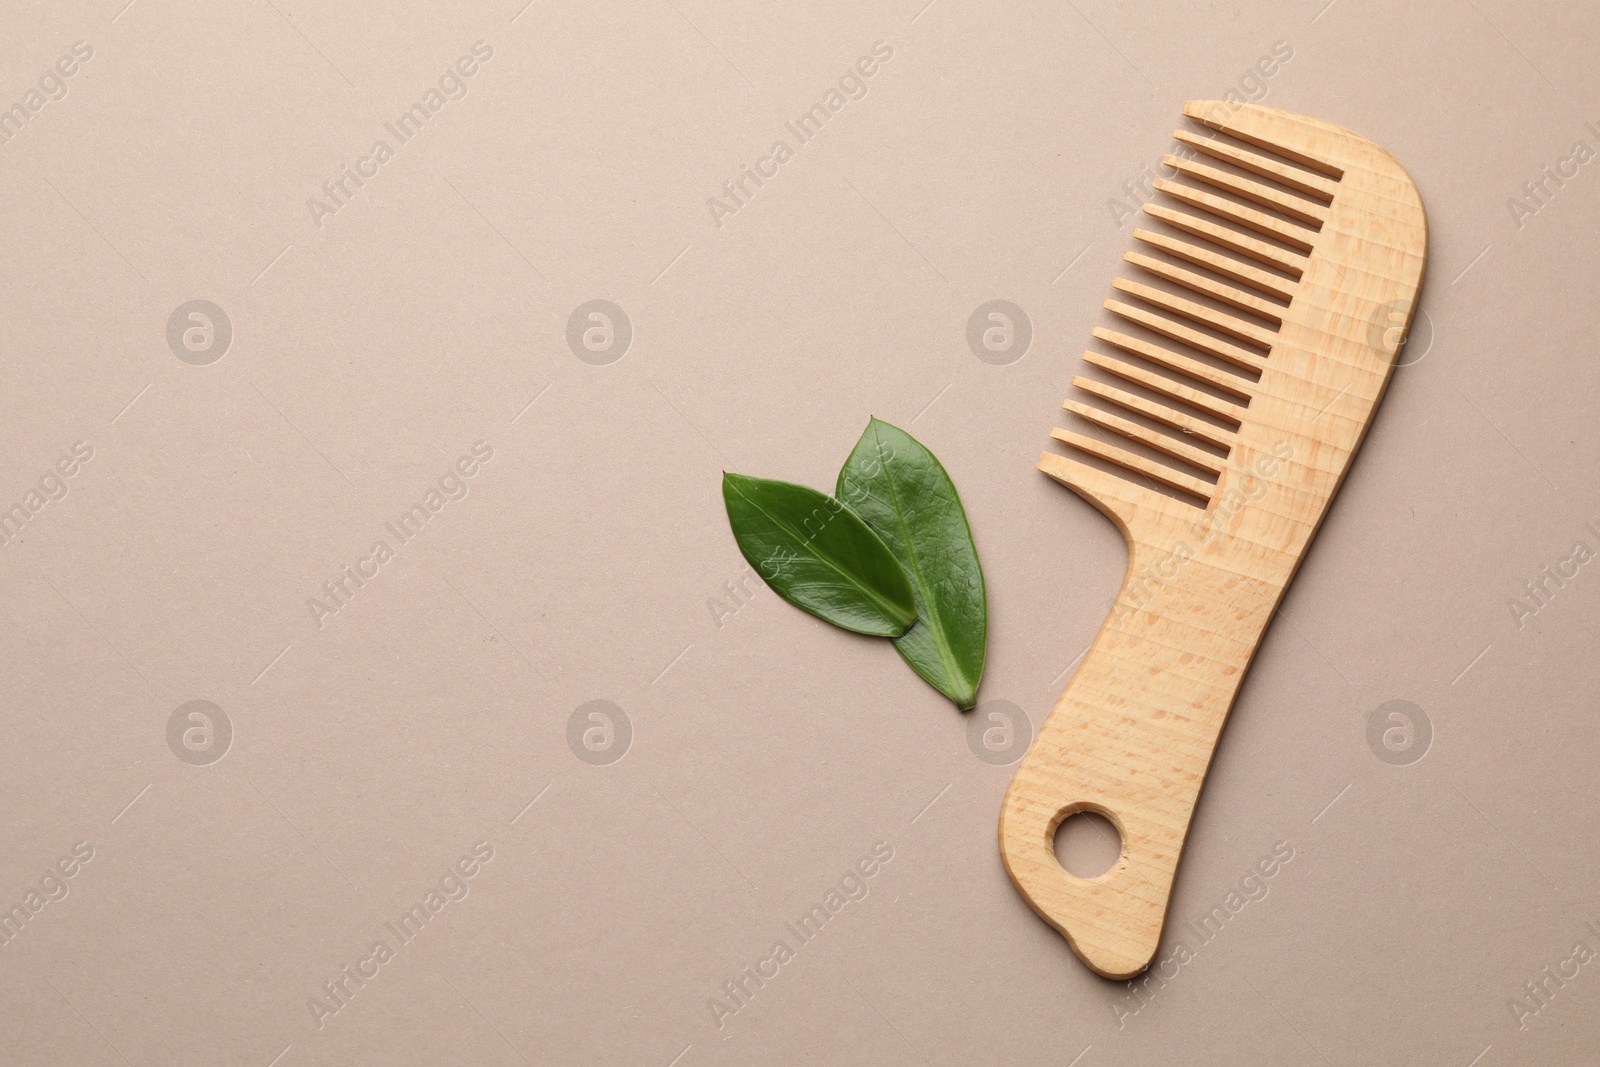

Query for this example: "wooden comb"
[1000,102,1427,978]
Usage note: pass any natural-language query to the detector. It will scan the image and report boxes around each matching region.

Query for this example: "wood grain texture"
[1001,102,1428,979]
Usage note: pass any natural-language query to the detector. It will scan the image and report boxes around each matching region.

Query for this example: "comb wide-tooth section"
[1142,203,1310,275]
[1078,352,1246,424]
[1103,299,1266,372]
[1091,327,1256,396]
[1038,451,1178,529]
[1181,100,1345,176]
[1071,376,1237,451]
[1110,278,1277,349]
[1171,127,1339,200]
[1122,251,1287,323]
[1047,428,1214,500]
[1011,101,1427,980]
[1160,154,1329,226]
[1061,400,1226,473]
[1150,177,1320,251]
[1132,229,1298,300]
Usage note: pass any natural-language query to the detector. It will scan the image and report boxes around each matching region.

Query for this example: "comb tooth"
[1038,450,1188,518]
[1182,101,1343,178]
[1132,229,1297,300]
[1104,300,1266,372]
[1081,350,1246,423]
[1151,178,1319,252]
[1092,328,1254,398]
[1141,204,1309,275]
[1111,278,1277,350]
[1160,155,1327,226]
[1050,428,1215,500]
[1172,128,1340,199]
[1064,399,1226,474]
[1123,252,1285,323]
[1072,375,1237,450]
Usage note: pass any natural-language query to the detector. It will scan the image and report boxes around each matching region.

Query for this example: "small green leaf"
[722,472,917,637]
[837,418,987,709]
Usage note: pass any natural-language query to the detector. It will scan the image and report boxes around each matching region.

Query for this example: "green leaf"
[722,472,917,637]
[837,418,987,709]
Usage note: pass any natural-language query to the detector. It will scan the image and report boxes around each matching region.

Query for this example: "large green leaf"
[722,472,917,637]
[837,419,987,708]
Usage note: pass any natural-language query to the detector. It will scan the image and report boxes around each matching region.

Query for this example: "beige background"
[2,0,1597,1063]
